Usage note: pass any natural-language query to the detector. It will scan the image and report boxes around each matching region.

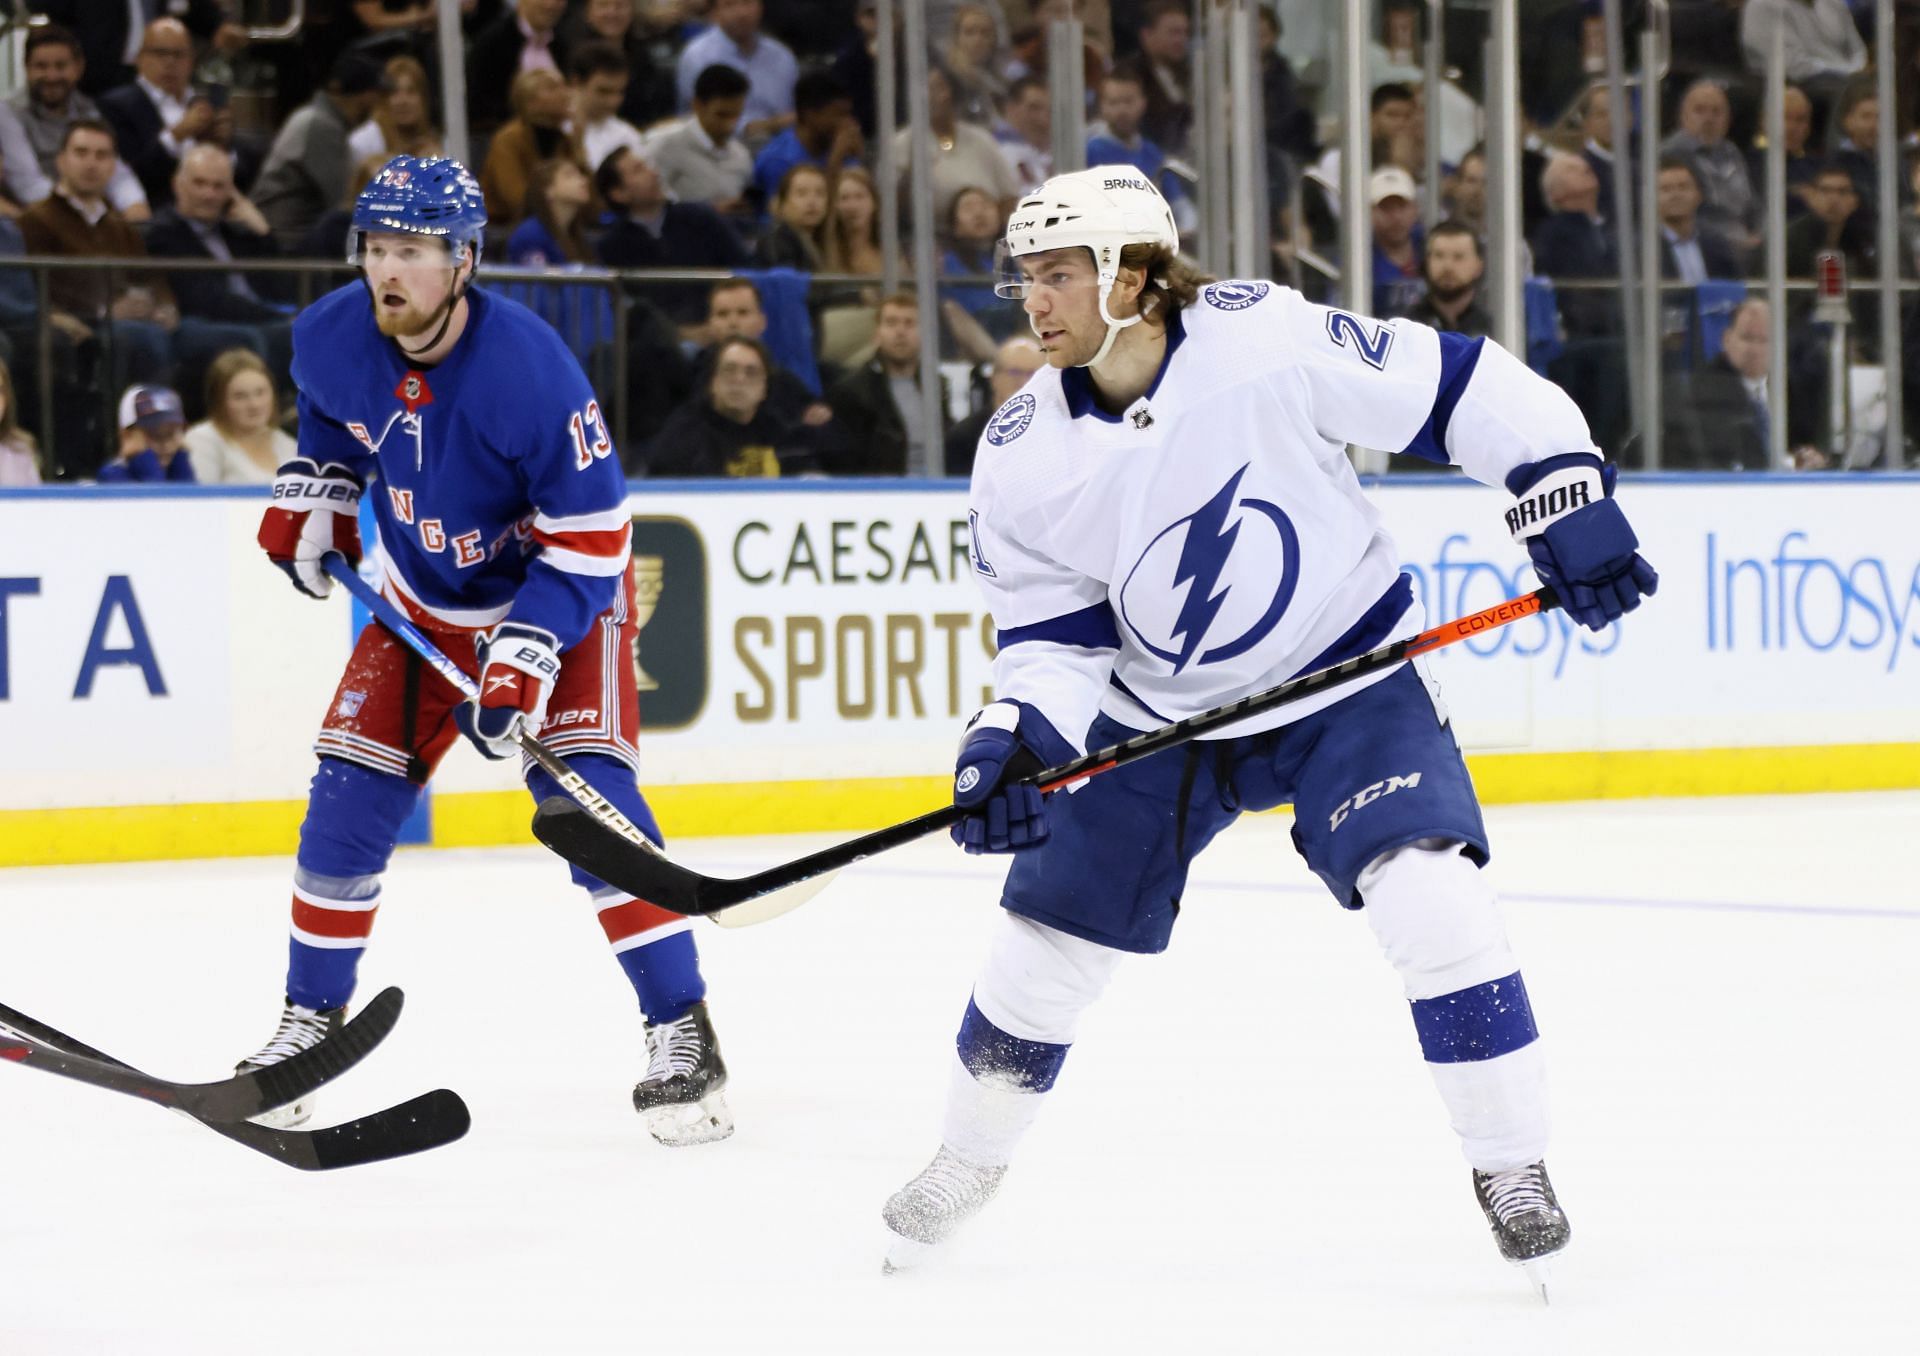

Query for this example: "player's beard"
[374,293,446,341]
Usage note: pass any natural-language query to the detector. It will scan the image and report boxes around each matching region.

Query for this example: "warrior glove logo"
[1118,464,1300,674]
[986,392,1037,446]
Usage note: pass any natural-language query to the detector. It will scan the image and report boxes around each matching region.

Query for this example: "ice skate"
[233,998,346,1129]
[1472,1160,1571,1302]
[632,1000,732,1146]
[880,1145,1008,1273]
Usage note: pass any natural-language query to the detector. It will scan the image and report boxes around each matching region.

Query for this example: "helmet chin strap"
[395,252,474,362]
[357,241,474,364]
[1083,266,1166,373]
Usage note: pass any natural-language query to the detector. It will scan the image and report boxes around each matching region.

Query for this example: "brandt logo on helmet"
[1103,176,1150,192]
[1204,281,1270,311]
[985,393,1037,446]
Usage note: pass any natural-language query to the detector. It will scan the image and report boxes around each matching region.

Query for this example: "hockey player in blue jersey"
[881,169,1658,1292]
[240,156,731,1146]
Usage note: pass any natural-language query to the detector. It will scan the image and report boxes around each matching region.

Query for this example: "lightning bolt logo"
[1118,464,1301,673]
[1165,465,1248,673]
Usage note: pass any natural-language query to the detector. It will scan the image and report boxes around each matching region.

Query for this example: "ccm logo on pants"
[1329,772,1422,831]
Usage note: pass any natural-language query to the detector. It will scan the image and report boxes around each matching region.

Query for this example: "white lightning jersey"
[966,279,1600,748]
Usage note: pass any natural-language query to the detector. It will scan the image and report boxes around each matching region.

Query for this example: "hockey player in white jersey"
[881,169,1657,1295]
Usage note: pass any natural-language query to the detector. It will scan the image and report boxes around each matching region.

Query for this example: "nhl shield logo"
[1203,281,1269,311]
[394,370,434,413]
[986,392,1037,446]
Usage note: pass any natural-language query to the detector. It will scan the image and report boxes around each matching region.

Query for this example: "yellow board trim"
[3,743,1915,868]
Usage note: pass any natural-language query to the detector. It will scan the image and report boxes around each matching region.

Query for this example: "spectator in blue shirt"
[1370,166,1427,318]
[751,70,862,206]
[675,0,799,143]
[1086,69,1191,220]
[98,385,195,483]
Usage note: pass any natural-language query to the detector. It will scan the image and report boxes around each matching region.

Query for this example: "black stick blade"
[201,986,405,1122]
[531,797,715,914]
[203,1089,472,1171]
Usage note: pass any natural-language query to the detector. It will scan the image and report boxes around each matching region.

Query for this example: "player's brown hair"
[1116,243,1215,322]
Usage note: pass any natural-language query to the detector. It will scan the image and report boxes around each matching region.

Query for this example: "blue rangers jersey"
[966,279,1600,748]
[292,283,630,649]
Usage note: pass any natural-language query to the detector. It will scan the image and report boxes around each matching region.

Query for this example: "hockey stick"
[321,553,681,868]
[0,986,404,1121]
[530,586,1564,926]
[0,998,470,1171]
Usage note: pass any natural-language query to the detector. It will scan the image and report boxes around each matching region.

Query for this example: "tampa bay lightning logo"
[1118,465,1299,674]
[1203,281,1269,311]
[985,393,1037,446]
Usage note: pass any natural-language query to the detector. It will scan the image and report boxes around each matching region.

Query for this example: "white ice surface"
[1,793,1916,1355]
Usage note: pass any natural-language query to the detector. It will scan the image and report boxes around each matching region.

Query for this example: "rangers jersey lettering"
[291,284,631,648]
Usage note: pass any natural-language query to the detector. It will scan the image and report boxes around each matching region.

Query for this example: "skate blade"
[641,1091,734,1147]
[880,1229,936,1275]
[1512,1244,1567,1305]
[247,1096,312,1130]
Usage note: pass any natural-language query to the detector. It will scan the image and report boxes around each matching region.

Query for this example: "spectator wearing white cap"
[97,383,194,483]
[1370,165,1426,318]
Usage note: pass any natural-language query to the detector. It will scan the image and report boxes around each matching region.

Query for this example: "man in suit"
[1665,298,1827,470]
[27,0,241,98]
[99,18,233,211]
[1531,151,1635,459]
[1531,152,1620,338]
[146,144,292,403]
[1655,157,1741,284]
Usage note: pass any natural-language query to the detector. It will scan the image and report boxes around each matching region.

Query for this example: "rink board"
[1,476,1916,865]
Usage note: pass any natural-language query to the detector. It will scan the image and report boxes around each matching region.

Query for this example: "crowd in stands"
[0,0,1914,484]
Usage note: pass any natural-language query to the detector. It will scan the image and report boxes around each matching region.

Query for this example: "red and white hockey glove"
[257,459,363,599]
[454,622,561,760]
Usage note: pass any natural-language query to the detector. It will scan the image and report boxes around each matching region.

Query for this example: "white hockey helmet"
[995,167,1181,367]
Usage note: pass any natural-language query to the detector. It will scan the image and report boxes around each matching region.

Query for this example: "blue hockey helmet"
[349,155,488,268]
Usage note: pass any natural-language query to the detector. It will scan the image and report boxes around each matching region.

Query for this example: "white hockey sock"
[941,1050,1051,1168]
[1358,839,1551,1171]
[939,914,1126,1168]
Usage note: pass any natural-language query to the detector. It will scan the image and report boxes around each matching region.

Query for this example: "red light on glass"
[1815,250,1847,301]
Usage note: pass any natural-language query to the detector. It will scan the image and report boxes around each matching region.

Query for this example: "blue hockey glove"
[1504,453,1659,631]
[951,701,1075,854]
[453,622,561,760]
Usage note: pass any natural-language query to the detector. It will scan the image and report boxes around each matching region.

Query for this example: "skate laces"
[644,1013,705,1082]
[909,1149,996,1213]
[1481,1165,1552,1224]
[250,1006,332,1065]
